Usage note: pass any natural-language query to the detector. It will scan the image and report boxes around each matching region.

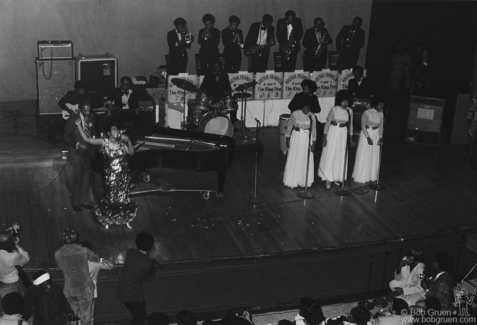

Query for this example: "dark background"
[366,0,477,141]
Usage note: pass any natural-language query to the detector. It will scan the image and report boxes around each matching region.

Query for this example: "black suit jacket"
[222,27,243,58]
[425,272,455,311]
[108,88,139,111]
[276,18,303,51]
[167,29,191,63]
[245,22,275,49]
[348,77,372,98]
[336,25,365,52]
[302,27,333,54]
[199,72,232,103]
[288,92,321,114]
[64,113,96,165]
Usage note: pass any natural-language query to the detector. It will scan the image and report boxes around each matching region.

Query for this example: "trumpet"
[203,27,212,41]
[233,31,244,48]
[183,26,193,44]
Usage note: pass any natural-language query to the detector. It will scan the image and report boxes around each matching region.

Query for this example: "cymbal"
[171,78,198,92]
[234,93,252,99]
[235,80,258,91]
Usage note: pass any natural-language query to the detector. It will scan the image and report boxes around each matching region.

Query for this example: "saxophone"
[244,39,275,57]
[314,31,328,58]
[281,30,296,61]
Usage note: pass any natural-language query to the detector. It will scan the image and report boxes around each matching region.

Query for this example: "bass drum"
[199,112,233,137]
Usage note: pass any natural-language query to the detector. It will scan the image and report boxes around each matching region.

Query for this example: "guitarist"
[58,80,88,119]
[303,17,333,72]
[336,17,365,70]
[277,10,303,72]
[244,14,275,73]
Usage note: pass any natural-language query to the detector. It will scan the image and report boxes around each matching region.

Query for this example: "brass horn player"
[167,18,194,76]
[336,17,365,70]
[277,10,303,72]
[303,17,332,72]
[198,13,220,75]
[222,15,244,73]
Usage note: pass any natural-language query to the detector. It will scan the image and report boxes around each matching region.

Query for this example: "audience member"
[411,296,441,325]
[323,305,371,325]
[295,297,325,325]
[22,270,79,325]
[81,241,114,322]
[0,292,28,325]
[146,312,170,325]
[372,298,411,325]
[54,228,99,325]
[0,232,30,310]
[116,233,161,325]
[176,310,197,325]
[389,247,426,306]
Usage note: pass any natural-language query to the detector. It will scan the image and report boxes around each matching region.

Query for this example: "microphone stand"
[334,122,351,196]
[181,89,188,130]
[298,114,314,199]
[246,118,264,205]
[369,118,386,191]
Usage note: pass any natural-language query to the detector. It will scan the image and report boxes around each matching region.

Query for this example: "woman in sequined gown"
[75,120,137,229]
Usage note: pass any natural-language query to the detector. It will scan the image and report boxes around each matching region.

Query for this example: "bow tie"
[261,26,267,30]
[122,91,129,96]
[286,22,291,25]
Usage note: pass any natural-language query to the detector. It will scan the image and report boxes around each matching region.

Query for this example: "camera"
[6,223,22,240]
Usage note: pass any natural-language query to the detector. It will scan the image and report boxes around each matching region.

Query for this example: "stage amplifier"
[76,54,117,108]
[36,59,75,115]
[38,40,73,60]
[407,96,445,145]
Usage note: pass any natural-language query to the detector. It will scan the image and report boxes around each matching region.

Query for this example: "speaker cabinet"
[407,96,445,145]
[76,55,117,108]
[36,59,75,115]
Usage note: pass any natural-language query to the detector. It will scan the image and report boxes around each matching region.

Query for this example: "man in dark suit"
[347,66,372,98]
[199,62,236,124]
[276,10,303,72]
[198,13,221,75]
[222,15,244,73]
[64,99,96,212]
[420,252,455,311]
[336,17,365,70]
[106,76,140,127]
[244,14,275,73]
[302,17,333,72]
[167,18,194,76]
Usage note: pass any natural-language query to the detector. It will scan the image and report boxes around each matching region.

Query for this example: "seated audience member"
[415,252,455,311]
[324,305,371,325]
[389,248,426,306]
[372,298,411,325]
[147,312,170,325]
[295,297,326,325]
[22,270,79,325]
[176,310,197,325]
[410,296,441,325]
[203,312,253,325]
[0,292,28,325]
[348,66,373,98]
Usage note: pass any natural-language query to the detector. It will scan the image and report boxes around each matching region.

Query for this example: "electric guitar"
[62,103,79,120]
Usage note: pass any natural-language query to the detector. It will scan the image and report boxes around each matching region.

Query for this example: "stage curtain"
[0,0,371,102]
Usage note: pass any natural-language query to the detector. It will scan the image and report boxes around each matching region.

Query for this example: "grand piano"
[92,127,235,198]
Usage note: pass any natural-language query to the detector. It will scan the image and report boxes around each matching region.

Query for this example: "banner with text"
[282,72,311,99]
[311,70,338,98]
[255,72,284,100]
[167,75,200,103]
[229,72,254,98]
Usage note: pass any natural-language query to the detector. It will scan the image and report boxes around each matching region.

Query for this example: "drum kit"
[171,78,254,138]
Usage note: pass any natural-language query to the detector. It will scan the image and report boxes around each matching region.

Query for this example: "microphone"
[255,118,261,125]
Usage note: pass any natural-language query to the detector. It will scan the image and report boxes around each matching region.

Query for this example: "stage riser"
[33,232,475,322]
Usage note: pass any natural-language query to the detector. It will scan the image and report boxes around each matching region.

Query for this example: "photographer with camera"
[0,227,30,313]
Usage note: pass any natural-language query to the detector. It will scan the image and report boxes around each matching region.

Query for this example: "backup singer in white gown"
[318,93,355,190]
[352,98,384,183]
[283,105,317,188]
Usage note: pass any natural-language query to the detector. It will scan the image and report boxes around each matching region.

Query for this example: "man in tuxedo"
[222,15,244,73]
[199,62,236,124]
[336,17,366,70]
[302,17,333,72]
[245,14,275,73]
[198,13,221,75]
[276,10,303,72]
[167,18,193,76]
[347,66,372,98]
[64,100,96,212]
[106,76,140,127]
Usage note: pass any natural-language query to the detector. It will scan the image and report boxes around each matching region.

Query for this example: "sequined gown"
[95,138,137,226]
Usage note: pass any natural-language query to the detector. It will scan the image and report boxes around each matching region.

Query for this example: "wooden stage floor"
[1,119,477,270]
